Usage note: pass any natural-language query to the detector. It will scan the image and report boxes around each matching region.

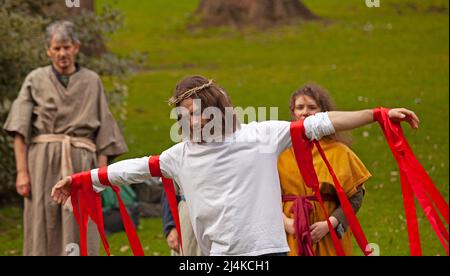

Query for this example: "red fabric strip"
[374,107,449,255]
[71,171,110,256]
[98,167,144,256]
[290,121,346,256]
[70,172,88,256]
[400,168,422,255]
[282,195,314,256]
[282,194,335,256]
[314,141,372,256]
[148,156,183,254]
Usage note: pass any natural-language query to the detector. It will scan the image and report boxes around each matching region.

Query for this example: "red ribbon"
[373,107,449,255]
[290,120,372,256]
[283,195,315,256]
[70,156,183,256]
[149,156,183,254]
[314,140,372,255]
[71,169,144,256]
[290,121,347,256]
[282,194,335,256]
[98,167,145,256]
[71,171,111,256]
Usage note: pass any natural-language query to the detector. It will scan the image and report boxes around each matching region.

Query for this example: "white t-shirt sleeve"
[90,157,152,192]
[303,112,336,141]
[255,112,335,155]
[159,144,182,179]
[89,144,183,191]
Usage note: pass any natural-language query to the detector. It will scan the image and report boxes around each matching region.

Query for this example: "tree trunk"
[197,0,319,27]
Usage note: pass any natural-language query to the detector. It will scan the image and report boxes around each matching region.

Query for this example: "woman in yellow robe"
[278,84,371,256]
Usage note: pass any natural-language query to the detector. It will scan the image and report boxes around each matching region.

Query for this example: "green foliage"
[0,0,141,205]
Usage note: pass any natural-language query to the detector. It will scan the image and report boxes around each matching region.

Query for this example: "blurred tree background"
[0,0,141,205]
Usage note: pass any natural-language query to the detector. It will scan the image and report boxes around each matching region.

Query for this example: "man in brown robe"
[3,21,128,256]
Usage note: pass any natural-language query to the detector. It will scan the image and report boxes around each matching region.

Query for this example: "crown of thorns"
[168,80,214,106]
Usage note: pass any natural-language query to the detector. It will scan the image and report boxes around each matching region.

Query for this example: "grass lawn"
[1,0,448,256]
[0,207,22,256]
[0,206,170,256]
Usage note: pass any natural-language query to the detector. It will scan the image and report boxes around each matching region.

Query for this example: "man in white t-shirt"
[52,75,420,256]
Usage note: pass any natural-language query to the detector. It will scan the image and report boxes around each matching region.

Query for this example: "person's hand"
[166,228,180,253]
[16,171,31,198]
[388,108,420,129]
[283,214,295,235]
[310,221,329,243]
[51,176,72,205]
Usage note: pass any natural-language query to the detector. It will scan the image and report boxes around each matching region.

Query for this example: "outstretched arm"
[304,108,419,141]
[52,157,154,205]
[328,108,419,132]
